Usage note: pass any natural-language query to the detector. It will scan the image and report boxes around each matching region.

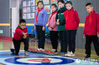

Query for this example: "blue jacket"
[34,8,48,27]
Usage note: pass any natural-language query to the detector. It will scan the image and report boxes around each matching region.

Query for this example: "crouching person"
[13,19,29,56]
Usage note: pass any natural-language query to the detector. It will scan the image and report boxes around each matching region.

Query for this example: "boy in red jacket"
[83,3,99,59]
[13,19,29,56]
[64,1,80,56]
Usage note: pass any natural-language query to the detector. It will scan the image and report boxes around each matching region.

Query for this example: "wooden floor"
[0,36,99,62]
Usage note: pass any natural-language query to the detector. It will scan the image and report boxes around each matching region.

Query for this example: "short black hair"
[51,4,58,10]
[65,1,73,5]
[86,3,92,7]
[19,19,26,24]
[37,1,44,6]
[58,0,65,4]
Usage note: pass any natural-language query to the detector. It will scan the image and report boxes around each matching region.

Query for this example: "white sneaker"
[65,53,68,56]
[52,49,58,54]
[65,51,75,56]
[38,48,45,52]
[52,49,56,52]
[70,52,75,56]
[65,51,71,56]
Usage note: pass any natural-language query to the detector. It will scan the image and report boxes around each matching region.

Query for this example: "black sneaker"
[10,48,15,54]
[97,54,99,56]
[85,55,90,59]
[14,54,19,56]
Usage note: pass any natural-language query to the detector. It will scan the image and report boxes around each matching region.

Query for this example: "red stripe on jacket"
[36,8,43,22]
[83,10,99,35]
[14,27,29,40]
[64,9,80,30]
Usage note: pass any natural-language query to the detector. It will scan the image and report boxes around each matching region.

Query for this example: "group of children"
[48,0,79,56]
[12,0,99,59]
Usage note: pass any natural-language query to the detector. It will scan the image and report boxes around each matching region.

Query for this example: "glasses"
[21,25,26,26]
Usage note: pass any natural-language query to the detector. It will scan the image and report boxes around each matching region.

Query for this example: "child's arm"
[42,10,48,31]
[47,15,53,31]
[56,19,60,25]
[83,26,86,39]
[83,25,86,35]
[83,35,86,38]
[52,15,58,28]
[96,14,99,37]
[47,15,51,27]
[75,11,80,27]
[23,33,27,39]
[16,29,24,36]
[43,10,48,27]
[83,30,86,39]
[83,17,88,38]
[23,28,29,39]
[56,12,58,22]
[16,29,28,38]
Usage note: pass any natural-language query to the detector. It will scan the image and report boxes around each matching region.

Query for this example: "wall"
[0,0,10,36]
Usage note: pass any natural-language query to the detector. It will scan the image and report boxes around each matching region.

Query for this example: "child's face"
[86,5,93,13]
[51,6,56,12]
[38,2,43,9]
[19,23,26,29]
[66,3,72,10]
[58,2,64,8]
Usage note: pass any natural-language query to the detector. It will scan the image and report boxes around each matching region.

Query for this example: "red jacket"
[64,9,80,30]
[83,10,99,35]
[14,27,29,40]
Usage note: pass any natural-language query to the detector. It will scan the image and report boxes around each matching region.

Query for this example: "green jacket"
[56,6,67,31]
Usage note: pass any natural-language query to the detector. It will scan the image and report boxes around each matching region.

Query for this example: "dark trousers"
[13,37,29,55]
[67,30,77,53]
[36,25,45,49]
[59,31,67,53]
[50,31,58,51]
[85,35,99,56]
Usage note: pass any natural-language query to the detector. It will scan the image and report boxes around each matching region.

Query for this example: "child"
[56,0,67,54]
[64,1,80,56]
[34,1,48,52]
[83,3,99,59]
[13,19,29,56]
[47,4,58,52]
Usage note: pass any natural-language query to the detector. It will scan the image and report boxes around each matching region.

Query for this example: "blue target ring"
[5,57,74,65]
[0,51,74,65]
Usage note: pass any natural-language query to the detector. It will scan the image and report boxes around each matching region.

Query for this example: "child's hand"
[23,32,26,36]
[83,35,86,38]
[23,33,27,36]
[97,34,99,37]
[23,35,27,39]
[23,33,27,39]
[48,27,52,31]
[34,26,36,31]
[56,19,60,25]
[42,27,45,31]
